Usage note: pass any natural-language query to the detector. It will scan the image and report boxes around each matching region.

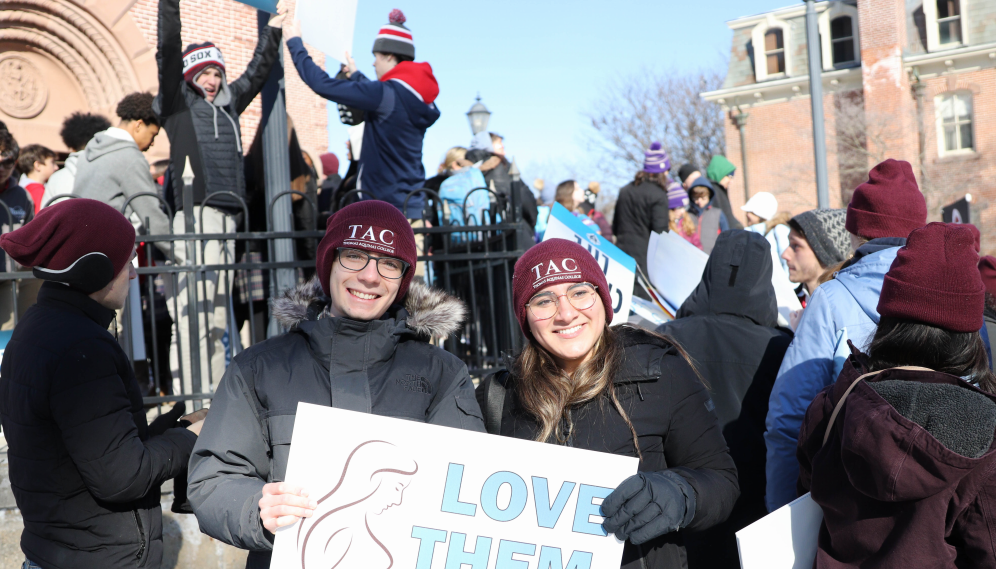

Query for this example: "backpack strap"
[823,366,931,447]
[482,370,510,435]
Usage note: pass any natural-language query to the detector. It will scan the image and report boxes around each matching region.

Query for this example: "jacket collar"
[37,281,116,329]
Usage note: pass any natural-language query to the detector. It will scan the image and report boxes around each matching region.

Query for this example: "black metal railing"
[1,178,531,413]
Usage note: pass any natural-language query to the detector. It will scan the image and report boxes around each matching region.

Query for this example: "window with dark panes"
[765,28,785,75]
[938,93,973,153]
[937,0,962,45]
[831,16,855,65]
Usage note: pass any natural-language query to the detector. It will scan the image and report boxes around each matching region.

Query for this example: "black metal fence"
[0,182,530,412]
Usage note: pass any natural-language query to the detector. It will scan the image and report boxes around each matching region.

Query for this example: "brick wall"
[129,0,328,160]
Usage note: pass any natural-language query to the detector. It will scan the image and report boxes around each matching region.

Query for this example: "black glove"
[601,470,696,544]
[148,402,186,437]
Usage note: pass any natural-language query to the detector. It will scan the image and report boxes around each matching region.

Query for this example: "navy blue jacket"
[288,38,440,218]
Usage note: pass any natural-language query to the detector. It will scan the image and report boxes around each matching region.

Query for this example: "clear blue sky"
[311,0,793,186]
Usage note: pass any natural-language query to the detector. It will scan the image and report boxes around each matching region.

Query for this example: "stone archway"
[0,0,161,157]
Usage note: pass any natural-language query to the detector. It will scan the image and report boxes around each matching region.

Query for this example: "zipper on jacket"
[134,510,146,560]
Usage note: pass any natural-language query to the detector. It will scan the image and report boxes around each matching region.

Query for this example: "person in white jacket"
[742,192,791,276]
[41,112,111,207]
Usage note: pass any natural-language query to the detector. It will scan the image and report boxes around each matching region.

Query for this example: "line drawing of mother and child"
[294,440,419,569]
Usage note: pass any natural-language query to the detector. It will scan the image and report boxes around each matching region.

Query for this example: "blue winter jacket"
[764,239,904,511]
[288,38,440,218]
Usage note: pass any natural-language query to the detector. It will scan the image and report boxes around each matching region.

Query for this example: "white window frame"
[819,2,861,70]
[935,91,975,157]
[924,0,969,51]
[752,15,793,82]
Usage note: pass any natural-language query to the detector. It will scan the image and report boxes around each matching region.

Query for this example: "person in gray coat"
[187,201,485,569]
[73,92,172,255]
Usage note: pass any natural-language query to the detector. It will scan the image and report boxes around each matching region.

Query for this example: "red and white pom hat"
[372,9,415,60]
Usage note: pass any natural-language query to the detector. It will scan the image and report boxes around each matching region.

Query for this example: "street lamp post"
[733,109,750,203]
[805,0,830,209]
[466,95,491,135]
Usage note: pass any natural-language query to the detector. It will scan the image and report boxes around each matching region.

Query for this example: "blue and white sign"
[234,0,278,13]
[542,203,636,324]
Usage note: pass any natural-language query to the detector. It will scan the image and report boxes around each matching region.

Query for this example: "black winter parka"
[479,326,739,569]
[658,230,792,569]
[0,283,197,569]
[187,278,485,569]
[612,180,670,281]
[154,0,281,215]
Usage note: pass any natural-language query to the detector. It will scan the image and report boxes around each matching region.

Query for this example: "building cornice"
[700,66,862,110]
[903,41,996,79]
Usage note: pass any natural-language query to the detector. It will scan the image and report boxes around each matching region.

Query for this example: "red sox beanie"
[372,9,415,60]
[846,159,927,239]
[512,239,614,336]
[316,201,417,300]
[878,222,984,333]
[0,199,135,293]
[182,42,226,87]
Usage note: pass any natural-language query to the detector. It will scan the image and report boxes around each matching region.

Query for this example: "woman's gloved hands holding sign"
[601,470,697,544]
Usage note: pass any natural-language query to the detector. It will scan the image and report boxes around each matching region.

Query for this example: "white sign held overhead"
[271,403,638,569]
[542,203,636,323]
[297,0,358,65]
[646,230,709,311]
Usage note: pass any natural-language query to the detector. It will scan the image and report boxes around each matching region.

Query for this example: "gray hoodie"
[73,129,171,253]
[41,152,79,207]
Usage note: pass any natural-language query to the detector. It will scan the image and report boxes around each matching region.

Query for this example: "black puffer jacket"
[188,278,486,569]
[478,326,739,569]
[612,180,670,278]
[658,231,793,569]
[0,283,197,569]
[154,0,281,215]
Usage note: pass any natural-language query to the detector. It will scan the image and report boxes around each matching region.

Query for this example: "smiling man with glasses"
[187,201,485,567]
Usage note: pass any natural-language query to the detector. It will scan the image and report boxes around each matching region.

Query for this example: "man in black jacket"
[188,201,485,569]
[155,0,286,389]
[658,230,793,569]
[0,199,203,569]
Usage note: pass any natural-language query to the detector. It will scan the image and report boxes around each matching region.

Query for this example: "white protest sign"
[646,230,708,311]
[297,0,358,65]
[272,403,638,569]
[737,493,822,569]
[543,203,636,323]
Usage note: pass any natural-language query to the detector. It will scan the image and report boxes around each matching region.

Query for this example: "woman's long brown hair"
[513,325,703,460]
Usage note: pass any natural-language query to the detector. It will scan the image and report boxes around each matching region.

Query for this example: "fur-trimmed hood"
[271,276,467,339]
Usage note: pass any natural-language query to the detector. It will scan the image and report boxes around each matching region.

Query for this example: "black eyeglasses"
[336,248,409,279]
[0,157,14,169]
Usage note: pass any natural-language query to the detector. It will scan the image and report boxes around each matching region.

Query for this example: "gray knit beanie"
[789,208,850,267]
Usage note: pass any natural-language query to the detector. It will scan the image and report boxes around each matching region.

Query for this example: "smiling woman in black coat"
[478,239,739,569]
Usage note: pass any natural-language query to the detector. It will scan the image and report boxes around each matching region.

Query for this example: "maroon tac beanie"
[316,201,417,300]
[0,199,135,293]
[512,239,614,336]
[877,222,984,333]
[846,159,927,239]
[980,256,996,297]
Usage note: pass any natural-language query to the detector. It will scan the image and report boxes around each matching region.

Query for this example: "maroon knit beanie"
[319,152,339,177]
[512,239,614,336]
[316,201,417,300]
[878,222,984,333]
[980,256,996,297]
[846,159,927,239]
[0,198,135,293]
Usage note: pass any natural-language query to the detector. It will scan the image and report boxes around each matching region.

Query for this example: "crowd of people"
[1,2,996,569]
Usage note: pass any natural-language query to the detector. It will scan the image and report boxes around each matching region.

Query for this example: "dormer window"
[830,16,855,65]
[925,0,968,51]
[765,29,786,75]
[819,2,861,70]
[937,0,962,45]
[751,16,792,82]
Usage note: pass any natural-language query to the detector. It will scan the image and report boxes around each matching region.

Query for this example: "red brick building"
[702,0,996,251]
[0,0,328,166]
